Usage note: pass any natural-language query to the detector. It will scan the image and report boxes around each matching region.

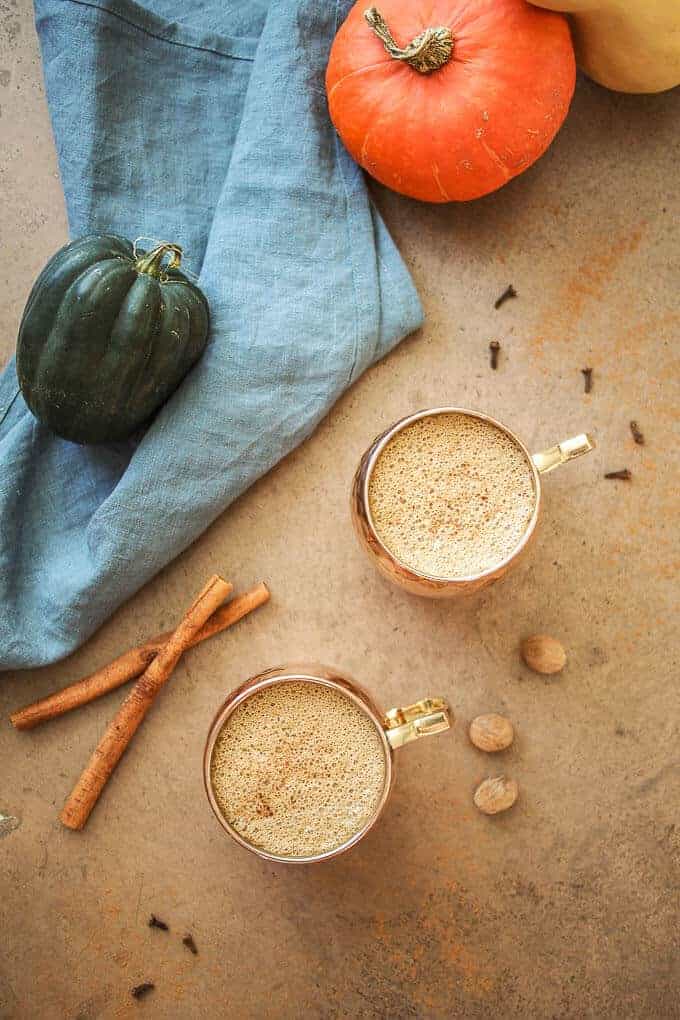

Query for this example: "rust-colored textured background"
[1,2,679,1017]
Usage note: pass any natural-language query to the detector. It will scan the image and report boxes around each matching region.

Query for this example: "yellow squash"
[530,1,680,93]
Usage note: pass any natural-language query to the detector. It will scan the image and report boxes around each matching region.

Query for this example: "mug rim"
[360,406,542,585]
[203,668,395,865]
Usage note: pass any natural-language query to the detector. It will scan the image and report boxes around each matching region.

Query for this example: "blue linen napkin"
[0,0,423,669]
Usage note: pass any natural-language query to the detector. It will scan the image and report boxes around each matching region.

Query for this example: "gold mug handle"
[532,433,595,475]
[384,698,452,749]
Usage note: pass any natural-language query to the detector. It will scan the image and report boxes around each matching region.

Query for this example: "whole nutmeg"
[521,634,566,675]
[473,776,519,815]
[469,714,514,752]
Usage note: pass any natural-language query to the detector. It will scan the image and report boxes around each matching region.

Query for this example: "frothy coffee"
[368,412,536,578]
[210,681,387,858]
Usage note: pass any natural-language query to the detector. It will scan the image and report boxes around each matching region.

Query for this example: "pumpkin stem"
[136,243,183,278]
[364,7,453,74]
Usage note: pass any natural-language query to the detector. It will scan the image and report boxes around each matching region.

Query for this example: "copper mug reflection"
[203,663,451,864]
[351,407,595,598]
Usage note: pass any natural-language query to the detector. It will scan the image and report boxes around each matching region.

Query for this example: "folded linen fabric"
[0,0,423,669]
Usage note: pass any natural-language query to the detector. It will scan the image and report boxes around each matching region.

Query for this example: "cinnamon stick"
[10,583,269,730]
[59,574,231,830]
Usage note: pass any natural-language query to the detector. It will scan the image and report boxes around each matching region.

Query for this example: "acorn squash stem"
[136,243,182,278]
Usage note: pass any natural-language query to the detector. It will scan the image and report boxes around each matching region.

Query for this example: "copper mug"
[351,407,595,598]
[203,663,451,864]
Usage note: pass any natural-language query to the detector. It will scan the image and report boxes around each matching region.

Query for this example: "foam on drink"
[210,681,387,858]
[368,412,536,578]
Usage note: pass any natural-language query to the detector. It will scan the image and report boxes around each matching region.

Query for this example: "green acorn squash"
[16,234,210,444]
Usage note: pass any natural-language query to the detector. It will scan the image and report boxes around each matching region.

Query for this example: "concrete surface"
[1,3,679,1018]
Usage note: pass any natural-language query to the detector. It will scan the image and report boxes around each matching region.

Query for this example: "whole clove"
[182,933,199,955]
[604,469,632,481]
[581,367,593,393]
[131,983,155,1000]
[148,914,169,931]
[630,421,644,445]
[494,284,516,309]
[489,340,501,370]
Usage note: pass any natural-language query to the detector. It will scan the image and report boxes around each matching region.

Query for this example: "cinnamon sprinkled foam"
[368,413,536,578]
[210,682,386,858]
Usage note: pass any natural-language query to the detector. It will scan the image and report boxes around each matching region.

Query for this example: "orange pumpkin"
[326,1,576,203]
